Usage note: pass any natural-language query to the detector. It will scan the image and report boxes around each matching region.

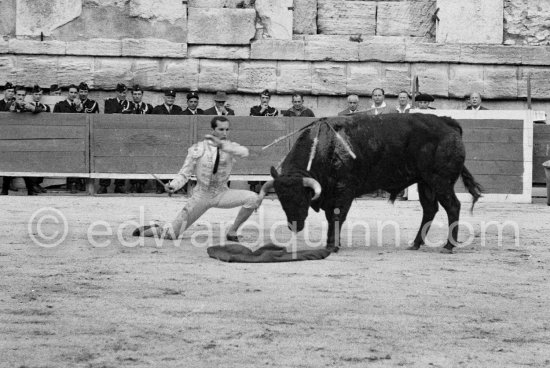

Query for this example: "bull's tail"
[461,165,483,213]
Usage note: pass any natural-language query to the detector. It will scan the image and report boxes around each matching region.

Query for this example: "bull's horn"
[302,178,321,200]
[259,180,274,196]
[270,166,280,178]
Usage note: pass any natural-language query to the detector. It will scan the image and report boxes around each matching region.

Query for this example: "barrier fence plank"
[533,124,550,183]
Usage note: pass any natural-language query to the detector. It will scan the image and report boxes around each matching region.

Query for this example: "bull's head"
[261,166,321,232]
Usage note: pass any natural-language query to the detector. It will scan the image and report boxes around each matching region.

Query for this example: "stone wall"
[1,0,550,117]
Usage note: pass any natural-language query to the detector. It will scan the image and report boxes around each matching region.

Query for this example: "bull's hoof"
[132,224,159,237]
[440,245,454,254]
[407,245,421,250]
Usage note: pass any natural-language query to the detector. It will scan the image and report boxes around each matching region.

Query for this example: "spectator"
[78,82,99,113]
[128,85,154,193]
[53,84,83,113]
[49,84,62,96]
[282,93,315,117]
[250,89,279,116]
[2,85,39,196]
[466,92,488,110]
[99,83,130,194]
[366,88,391,115]
[0,82,15,111]
[182,91,204,115]
[30,85,50,113]
[416,93,436,110]
[204,91,235,116]
[129,85,153,115]
[338,95,361,116]
[152,89,183,115]
[395,91,411,114]
[105,83,132,114]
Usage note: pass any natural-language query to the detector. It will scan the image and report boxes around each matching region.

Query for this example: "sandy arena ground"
[1,193,549,368]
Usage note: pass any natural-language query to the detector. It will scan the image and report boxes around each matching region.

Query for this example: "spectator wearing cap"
[78,83,99,113]
[30,85,50,113]
[395,91,411,114]
[282,93,315,117]
[416,93,436,110]
[129,85,153,115]
[466,92,488,110]
[53,84,83,113]
[0,82,15,111]
[250,89,279,117]
[153,89,183,115]
[104,83,132,114]
[182,92,204,115]
[366,88,392,116]
[204,91,235,116]
[338,95,361,116]
[49,84,61,96]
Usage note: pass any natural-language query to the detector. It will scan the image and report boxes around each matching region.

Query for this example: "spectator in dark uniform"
[152,89,183,115]
[97,84,131,194]
[0,82,15,111]
[104,83,132,114]
[30,85,50,113]
[250,89,278,116]
[282,93,315,117]
[416,93,436,110]
[128,85,154,193]
[130,85,153,115]
[182,91,204,115]
[49,84,62,96]
[466,92,488,110]
[2,86,39,196]
[53,84,83,113]
[203,91,235,116]
[78,82,99,113]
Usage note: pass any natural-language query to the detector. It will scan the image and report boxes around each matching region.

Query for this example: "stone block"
[483,66,518,99]
[521,46,550,66]
[276,61,312,94]
[237,61,277,94]
[518,67,550,99]
[250,40,305,60]
[359,40,406,62]
[460,45,523,65]
[132,60,161,90]
[0,37,8,53]
[122,39,187,58]
[383,64,412,96]
[317,0,376,35]
[255,0,293,40]
[198,59,238,92]
[410,63,449,97]
[93,58,134,90]
[0,0,16,36]
[188,0,254,8]
[129,0,186,24]
[436,0,503,44]
[448,64,484,98]
[377,0,437,38]
[405,43,460,63]
[311,62,346,95]
[293,0,317,35]
[57,56,94,87]
[16,0,82,36]
[189,45,250,60]
[305,40,359,61]
[160,59,200,91]
[8,39,66,55]
[0,56,16,83]
[188,8,256,45]
[66,39,121,57]
[347,63,383,96]
[16,56,58,86]
[505,0,550,46]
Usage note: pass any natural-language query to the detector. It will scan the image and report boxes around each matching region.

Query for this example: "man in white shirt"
[366,88,392,115]
[134,116,259,242]
[395,91,411,113]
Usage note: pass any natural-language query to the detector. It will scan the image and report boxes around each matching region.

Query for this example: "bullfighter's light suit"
[147,139,258,239]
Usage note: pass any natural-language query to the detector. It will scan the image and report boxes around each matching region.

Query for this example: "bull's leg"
[409,182,438,250]
[435,189,461,254]
[325,200,352,253]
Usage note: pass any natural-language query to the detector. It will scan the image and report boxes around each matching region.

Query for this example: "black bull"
[261,113,483,254]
